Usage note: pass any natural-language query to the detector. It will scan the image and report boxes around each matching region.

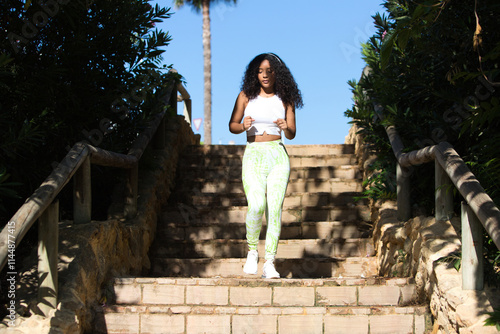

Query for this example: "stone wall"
[347,125,500,334]
[373,202,499,334]
[345,123,377,183]
[1,115,199,333]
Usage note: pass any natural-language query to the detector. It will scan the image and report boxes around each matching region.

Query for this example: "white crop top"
[243,95,285,136]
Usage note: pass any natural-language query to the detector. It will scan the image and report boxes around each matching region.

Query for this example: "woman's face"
[257,59,276,91]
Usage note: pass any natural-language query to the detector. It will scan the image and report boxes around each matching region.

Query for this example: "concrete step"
[149,256,378,278]
[109,276,417,306]
[168,192,368,209]
[93,276,430,334]
[177,165,362,181]
[93,306,430,334]
[150,238,375,259]
[181,144,356,156]
[160,204,371,225]
[173,178,363,195]
[95,307,429,334]
[155,220,372,241]
[178,154,358,168]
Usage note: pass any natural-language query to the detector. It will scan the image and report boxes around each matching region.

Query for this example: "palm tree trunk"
[202,0,211,145]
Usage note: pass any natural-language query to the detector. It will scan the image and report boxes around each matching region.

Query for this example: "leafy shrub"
[0,0,176,222]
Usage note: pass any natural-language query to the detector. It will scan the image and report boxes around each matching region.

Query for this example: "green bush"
[0,0,177,222]
[346,0,500,212]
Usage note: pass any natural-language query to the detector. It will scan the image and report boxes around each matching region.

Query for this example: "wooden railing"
[374,104,500,290]
[0,74,192,316]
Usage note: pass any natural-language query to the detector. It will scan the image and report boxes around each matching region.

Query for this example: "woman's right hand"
[243,116,254,131]
[229,91,250,134]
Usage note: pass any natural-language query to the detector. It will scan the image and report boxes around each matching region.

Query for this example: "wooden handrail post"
[461,202,484,290]
[171,86,178,115]
[124,164,138,218]
[183,98,192,125]
[37,200,59,316]
[435,159,454,221]
[397,163,411,221]
[73,156,91,224]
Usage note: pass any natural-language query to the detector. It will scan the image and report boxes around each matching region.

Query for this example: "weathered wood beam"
[74,156,91,224]
[435,142,500,250]
[88,145,136,168]
[435,160,454,221]
[461,202,484,290]
[0,143,89,270]
[396,163,411,221]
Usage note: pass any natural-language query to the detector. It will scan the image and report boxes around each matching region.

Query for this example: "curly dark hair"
[241,53,303,109]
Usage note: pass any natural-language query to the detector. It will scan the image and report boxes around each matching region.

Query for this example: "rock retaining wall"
[372,202,499,334]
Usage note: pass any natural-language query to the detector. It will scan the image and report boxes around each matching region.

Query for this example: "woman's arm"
[275,104,296,140]
[229,91,252,134]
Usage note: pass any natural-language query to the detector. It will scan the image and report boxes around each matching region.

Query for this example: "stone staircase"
[94,144,430,333]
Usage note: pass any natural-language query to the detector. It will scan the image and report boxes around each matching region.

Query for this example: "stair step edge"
[113,276,415,286]
[98,305,429,315]
[111,281,420,308]
[151,239,374,244]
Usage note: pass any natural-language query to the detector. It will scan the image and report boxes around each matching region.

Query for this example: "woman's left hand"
[274,118,288,131]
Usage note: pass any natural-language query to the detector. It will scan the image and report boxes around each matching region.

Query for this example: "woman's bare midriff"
[247,132,281,142]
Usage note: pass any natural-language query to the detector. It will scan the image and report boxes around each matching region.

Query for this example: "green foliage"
[437,252,462,272]
[484,308,500,331]
[345,0,500,211]
[484,235,500,287]
[0,0,176,222]
[173,0,238,12]
[0,166,22,214]
[357,160,397,202]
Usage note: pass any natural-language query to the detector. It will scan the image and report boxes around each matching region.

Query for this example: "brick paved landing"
[94,277,428,334]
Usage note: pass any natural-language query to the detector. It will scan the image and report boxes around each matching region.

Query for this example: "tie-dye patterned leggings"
[242,140,290,261]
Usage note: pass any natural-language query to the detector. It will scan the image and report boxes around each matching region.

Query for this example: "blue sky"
[153,0,385,145]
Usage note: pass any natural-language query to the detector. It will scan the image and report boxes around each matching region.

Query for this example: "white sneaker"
[243,250,258,275]
[262,260,280,279]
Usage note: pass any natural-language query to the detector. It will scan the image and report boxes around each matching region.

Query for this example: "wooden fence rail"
[379,118,500,290]
[0,75,191,316]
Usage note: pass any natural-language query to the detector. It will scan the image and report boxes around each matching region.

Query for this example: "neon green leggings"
[242,140,290,261]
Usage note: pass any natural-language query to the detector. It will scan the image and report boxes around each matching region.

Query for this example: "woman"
[229,53,303,278]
